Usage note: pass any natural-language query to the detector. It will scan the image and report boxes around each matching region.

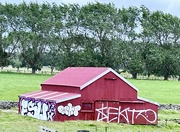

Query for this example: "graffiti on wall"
[95,103,157,124]
[20,97,56,121]
[58,103,81,116]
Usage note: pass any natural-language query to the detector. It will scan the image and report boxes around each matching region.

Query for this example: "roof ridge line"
[80,68,110,90]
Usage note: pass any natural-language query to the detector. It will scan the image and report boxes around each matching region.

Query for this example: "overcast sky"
[1,0,180,17]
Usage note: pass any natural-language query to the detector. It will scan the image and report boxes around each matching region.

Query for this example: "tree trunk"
[164,75,169,80]
[147,73,151,79]
[50,66,54,75]
[17,67,20,72]
[132,73,137,79]
[32,68,36,74]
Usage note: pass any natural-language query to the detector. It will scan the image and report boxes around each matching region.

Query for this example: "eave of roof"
[19,90,81,103]
[138,96,159,106]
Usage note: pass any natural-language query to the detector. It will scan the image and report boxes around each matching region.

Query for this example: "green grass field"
[0,109,180,131]
[128,79,180,104]
[0,73,51,101]
[0,72,179,104]
[0,72,180,131]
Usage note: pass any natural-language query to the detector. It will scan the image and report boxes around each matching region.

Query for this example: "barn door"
[94,101,119,123]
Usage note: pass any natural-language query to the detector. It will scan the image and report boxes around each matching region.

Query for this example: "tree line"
[0,2,180,80]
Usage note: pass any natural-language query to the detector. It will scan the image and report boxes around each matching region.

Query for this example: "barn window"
[105,77,117,80]
[81,103,93,110]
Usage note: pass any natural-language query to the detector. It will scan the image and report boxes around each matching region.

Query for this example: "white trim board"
[138,96,159,106]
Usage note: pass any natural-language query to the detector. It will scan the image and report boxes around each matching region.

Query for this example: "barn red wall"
[53,98,94,121]
[53,98,158,124]
[80,72,138,102]
[41,71,158,124]
[41,72,137,102]
[41,85,81,93]
[117,102,158,124]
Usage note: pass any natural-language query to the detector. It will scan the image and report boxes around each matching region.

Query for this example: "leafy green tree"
[141,43,164,78]
[0,3,20,67]
[76,36,99,67]
[149,11,171,46]
[173,45,180,81]
[1,2,180,79]
[43,51,60,74]
[19,2,53,73]
[158,49,177,80]
[51,3,84,69]
[43,35,62,74]
[123,42,144,78]
[10,53,23,72]
[115,6,141,76]
[139,6,155,77]
[80,2,118,69]
[170,15,180,80]
[150,11,180,80]
[140,7,180,80]
[0,3,7,67]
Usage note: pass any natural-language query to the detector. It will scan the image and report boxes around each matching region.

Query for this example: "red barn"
[19,67,158,124]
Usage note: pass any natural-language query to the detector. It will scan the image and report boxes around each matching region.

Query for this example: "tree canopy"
[0,2,180,80]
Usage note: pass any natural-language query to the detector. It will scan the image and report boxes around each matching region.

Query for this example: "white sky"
[1,0,180,17]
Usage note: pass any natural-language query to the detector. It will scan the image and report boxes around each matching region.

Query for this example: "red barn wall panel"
[93,101,157,124]
[41,85,80,93]
[80,72,137,102]
[54,98,81,121]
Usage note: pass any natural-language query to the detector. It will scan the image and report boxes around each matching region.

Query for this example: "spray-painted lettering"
[96,103,157,124]
[20,97,56,121]
[58,103,81,116]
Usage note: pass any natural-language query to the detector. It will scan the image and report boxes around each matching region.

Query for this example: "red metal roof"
[42,67,109,88]
[19,90,81,103]
[42,67,138,91]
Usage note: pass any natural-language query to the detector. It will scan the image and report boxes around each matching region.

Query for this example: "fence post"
[105,127,108,132]
[95,126,97,132]
[165,119,168,126]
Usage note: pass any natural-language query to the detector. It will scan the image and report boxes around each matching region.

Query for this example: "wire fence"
[0,69,59,75]
[0,67,59,75]
[120,73,179,81]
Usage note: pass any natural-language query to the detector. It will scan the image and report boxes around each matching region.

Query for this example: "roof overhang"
[138,96,159,106]
[19,90,81,103]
